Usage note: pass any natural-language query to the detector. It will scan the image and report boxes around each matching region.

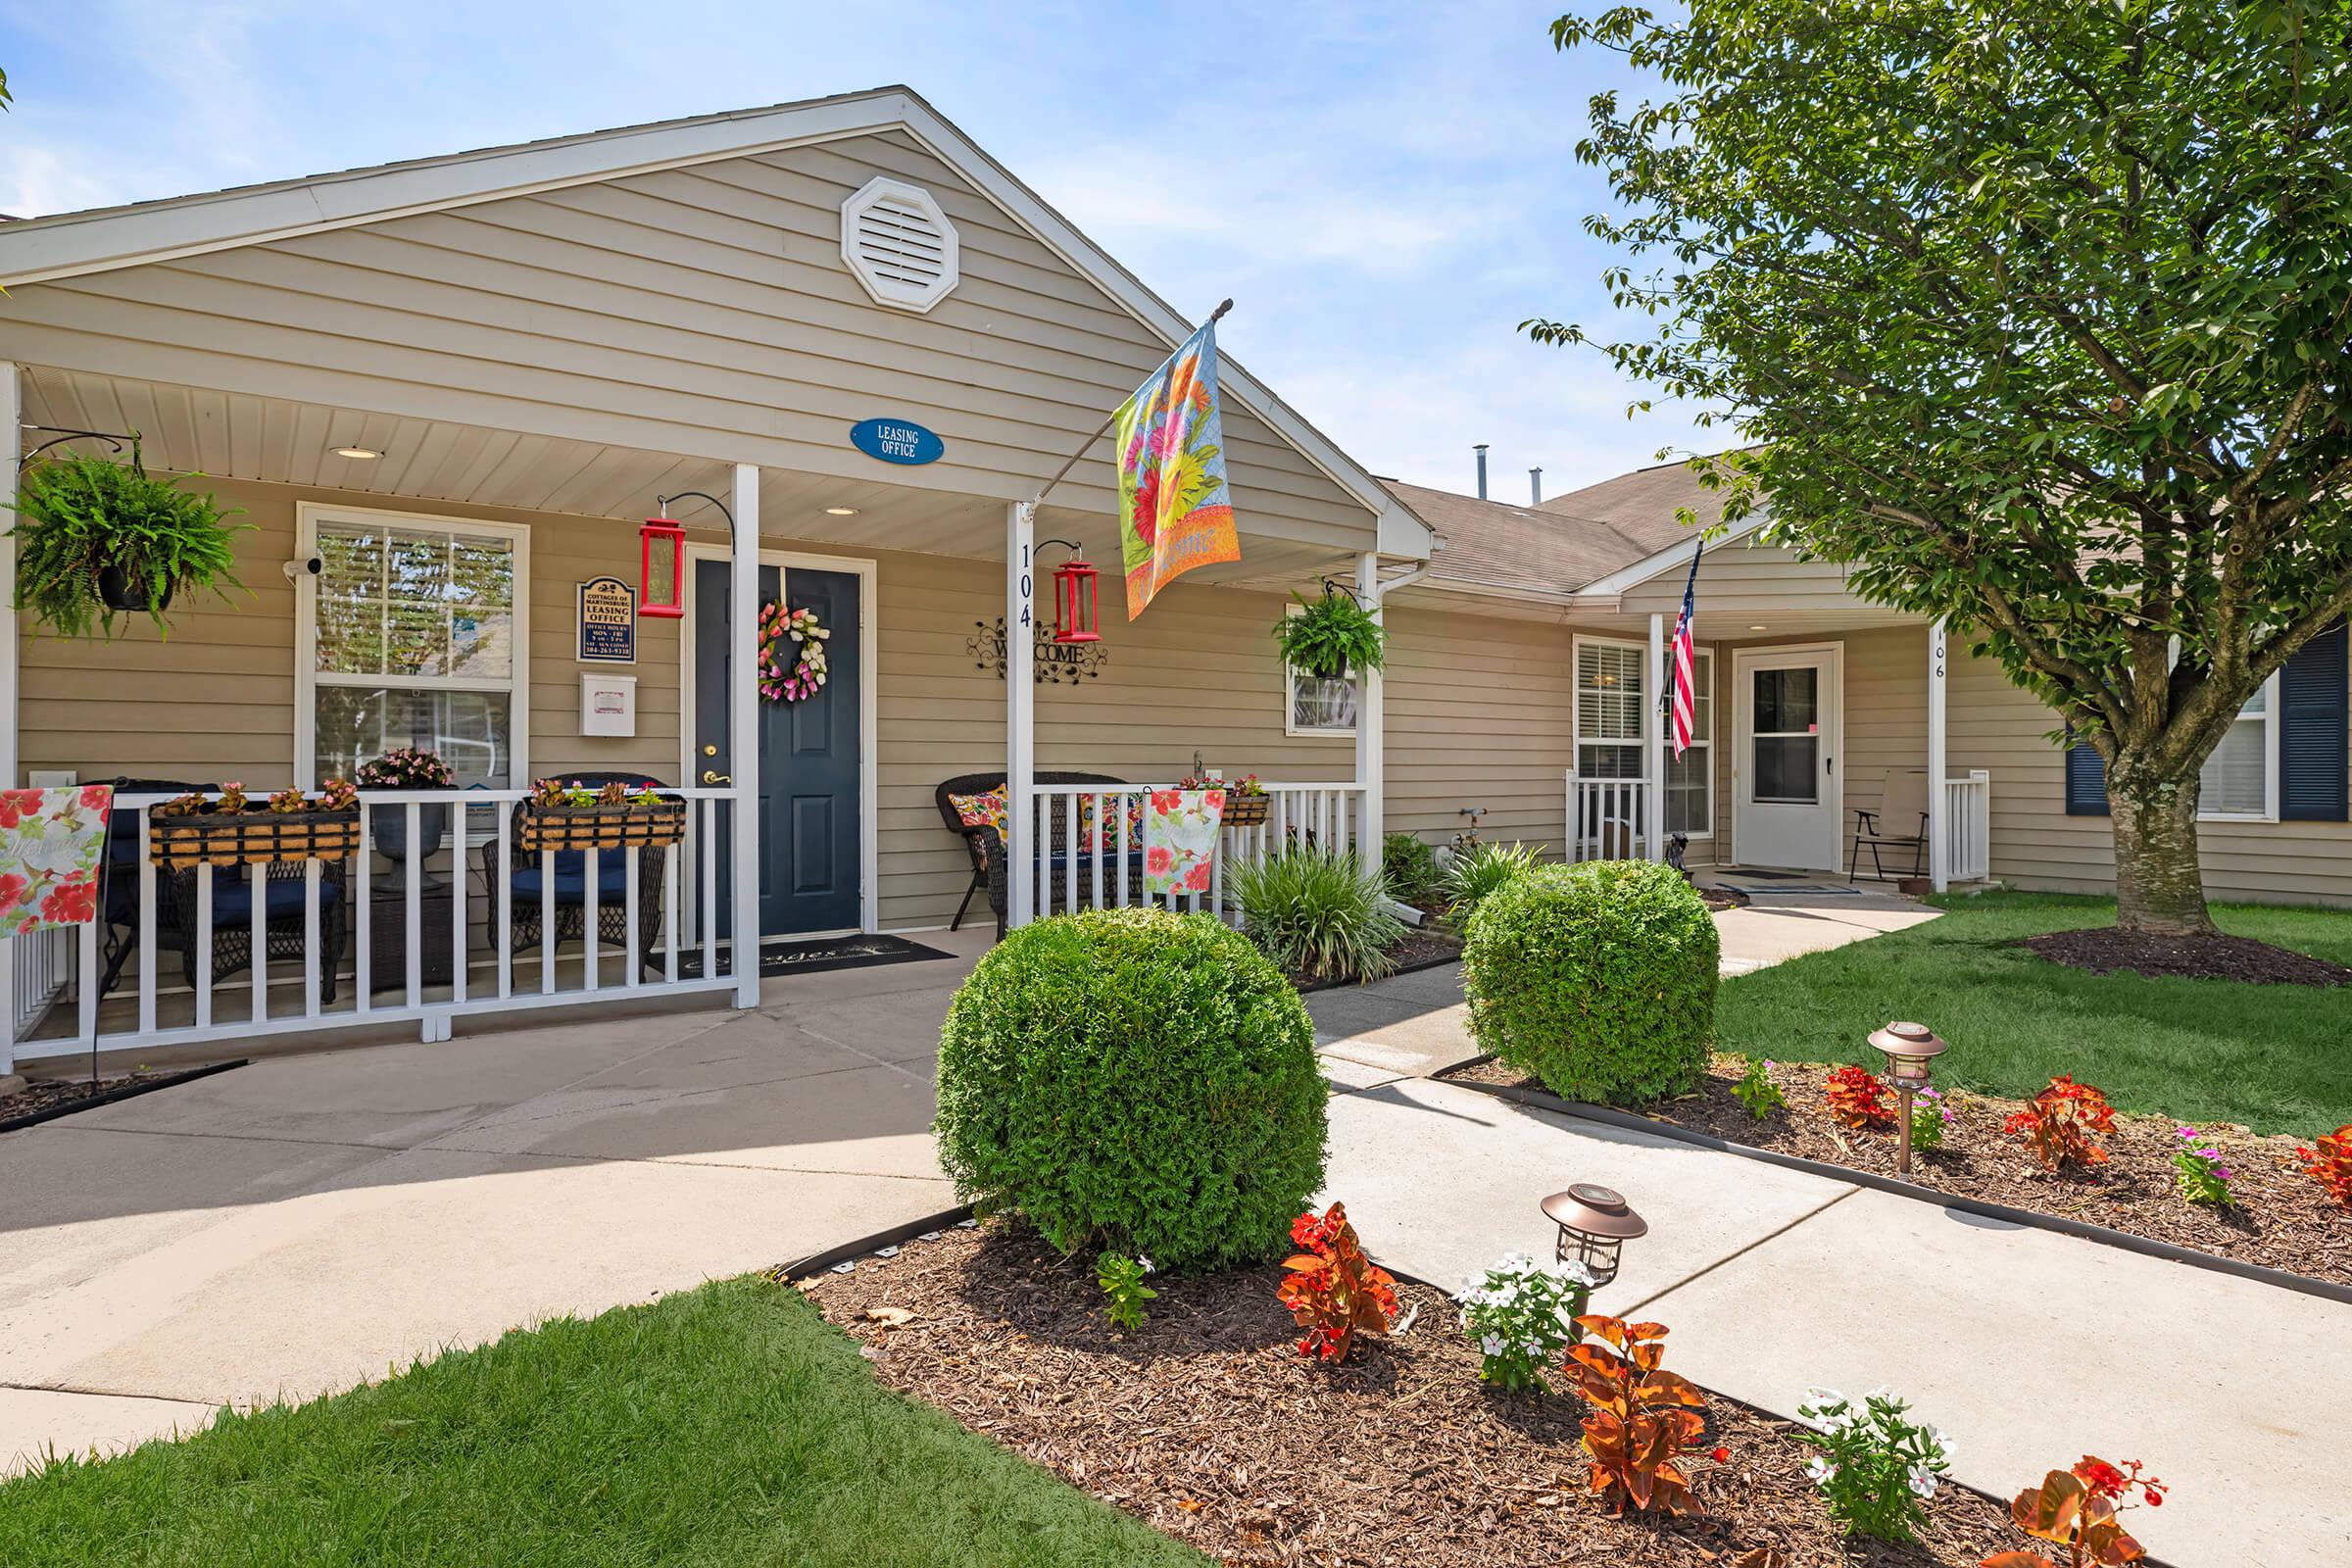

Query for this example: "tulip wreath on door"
[758,601,831,702]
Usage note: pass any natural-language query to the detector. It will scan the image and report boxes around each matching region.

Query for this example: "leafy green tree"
[1528,2,2352,935]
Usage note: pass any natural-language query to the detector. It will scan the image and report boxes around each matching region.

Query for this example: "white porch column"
[1353,551,1384,858]
[1929,615,1949,892]
[0,363,18,1072]
[1004,502,1036,928]
[729,463,761,1005]
[1646,612,1666,861]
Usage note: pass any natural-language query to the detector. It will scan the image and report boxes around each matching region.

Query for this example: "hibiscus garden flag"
[0,785,113,934]
[1143,788,1225,898]
[1114,321,1240,619]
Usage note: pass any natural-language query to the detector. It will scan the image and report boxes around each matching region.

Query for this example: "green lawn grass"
[1716,891,2352,1136]
[0,1276,1207,1568]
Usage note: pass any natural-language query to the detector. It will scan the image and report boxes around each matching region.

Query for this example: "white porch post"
[729,463,761,1005]
[0,363,19,1073]
[1929,615,1949,892]
[1353,551,1384,857]
[1004,502,1036,928]
[1646,612,1666,861]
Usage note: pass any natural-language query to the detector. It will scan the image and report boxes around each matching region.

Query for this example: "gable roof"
[0,85,1431,558]
[1536,456,1740,557]
[1379,479,1632,598]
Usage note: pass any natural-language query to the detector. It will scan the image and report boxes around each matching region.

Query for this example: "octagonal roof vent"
[840,176,959,314]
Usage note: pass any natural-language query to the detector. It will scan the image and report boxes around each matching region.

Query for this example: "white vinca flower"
[1908,1465,1940,1499]
[1481,1334,1506,1357]
[1805,1455,1838,1484]
[1136,1255,1153,1275]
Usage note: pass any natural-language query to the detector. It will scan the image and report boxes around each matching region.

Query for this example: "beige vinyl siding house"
[0,88,1435,1068]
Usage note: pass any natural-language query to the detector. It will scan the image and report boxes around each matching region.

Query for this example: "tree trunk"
[2106,760,2215,936]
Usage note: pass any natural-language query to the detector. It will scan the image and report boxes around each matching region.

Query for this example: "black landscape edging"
[0,1058,249,1136]
[775,1203,977,1281]
[1442,1068,2352,1309]
[1293,946,1462,997]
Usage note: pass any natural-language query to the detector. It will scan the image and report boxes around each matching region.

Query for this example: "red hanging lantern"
[1050,545,1100,644]
[639,511,686,618]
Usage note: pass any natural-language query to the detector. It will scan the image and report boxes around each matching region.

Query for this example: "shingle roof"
[1536,458,1737,557]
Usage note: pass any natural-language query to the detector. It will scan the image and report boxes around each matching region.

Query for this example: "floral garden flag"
[1143,788,1225,898]
[0,785,113,934]
[1114,321,1240,619]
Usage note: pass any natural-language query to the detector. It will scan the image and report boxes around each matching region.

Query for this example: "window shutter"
[2064,728,2109,816]
[2280,620,2349,822]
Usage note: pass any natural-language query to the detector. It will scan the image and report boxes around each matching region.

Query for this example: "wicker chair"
[153,830,351,1004]
[937,771,1141,941]
[476,771,671,977]
[98,777,209,999]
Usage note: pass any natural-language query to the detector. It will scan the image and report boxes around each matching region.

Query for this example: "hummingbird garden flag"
[1114,321,1240,618]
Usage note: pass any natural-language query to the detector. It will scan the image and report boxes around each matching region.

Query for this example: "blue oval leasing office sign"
[850,416,945,466]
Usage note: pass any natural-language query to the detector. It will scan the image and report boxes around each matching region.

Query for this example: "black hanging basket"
[98,562,176,614]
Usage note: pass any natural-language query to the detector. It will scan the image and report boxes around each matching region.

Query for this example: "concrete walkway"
[0,930,992,1476]
[1315,1056,2347,1567]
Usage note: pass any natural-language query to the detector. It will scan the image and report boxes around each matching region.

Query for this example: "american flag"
[1669,540,1702,758]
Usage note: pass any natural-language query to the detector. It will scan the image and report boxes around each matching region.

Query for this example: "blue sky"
[0,1,1705,497]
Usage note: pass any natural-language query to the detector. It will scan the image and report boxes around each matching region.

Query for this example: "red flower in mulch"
[2294,1125,2352,1204]
[1823,1065,1894,1130]
[2004,1075,2118,1170]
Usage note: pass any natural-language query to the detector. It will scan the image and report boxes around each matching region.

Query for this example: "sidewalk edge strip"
[773,1203,976,1281]
[1446,1076,2352,1309]
[0,1059,250,1137]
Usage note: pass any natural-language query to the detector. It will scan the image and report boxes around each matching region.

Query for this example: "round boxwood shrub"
[1462,859,1719,1104]
[933,906,1328,1272]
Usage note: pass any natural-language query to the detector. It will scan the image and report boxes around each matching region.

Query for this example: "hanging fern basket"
[7,442,248,640]
[1271,583,1386,679]
[97,561,176,614]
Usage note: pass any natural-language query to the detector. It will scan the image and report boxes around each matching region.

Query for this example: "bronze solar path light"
[1870,1020,1950,1175]
[1540,1183,1647,1292]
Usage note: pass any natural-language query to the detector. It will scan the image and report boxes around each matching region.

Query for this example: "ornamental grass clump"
[1230,847,1404,984]
[1795,1386,1955,1544]
[1464,860,1718,1105]
[1442,839,1542,926]
[934,907,1327,1273]
[1459,1251,1592,1395]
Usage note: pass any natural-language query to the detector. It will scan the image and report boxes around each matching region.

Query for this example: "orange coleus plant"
[1981,1455,2164,1568]
[1824,1065,1895,1130]
[1276,1202,1399,1363]
[1562,1313,1710,1515]
[2293,1124,2352,1205]
[2003,1076,2118,1171]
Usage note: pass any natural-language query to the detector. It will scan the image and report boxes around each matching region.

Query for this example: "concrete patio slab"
[1712,900,1940,970]
[0,1386,219,1475]
[1312,1001,1483,1079]
[1644,1185,2350,1568]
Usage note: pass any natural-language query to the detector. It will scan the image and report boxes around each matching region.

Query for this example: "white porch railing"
[7,787,743,1063]
[1940,769,1991,883]
[1563,771,1650,862]
[1026,782,1369,923]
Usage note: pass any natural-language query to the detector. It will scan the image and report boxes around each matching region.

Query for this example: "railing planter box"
[148,808,364,869]
[1221,793,1270,828]
[516,800,687,854]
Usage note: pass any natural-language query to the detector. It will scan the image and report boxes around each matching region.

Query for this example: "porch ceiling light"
[1541,1182,1646,1289]
[332,445,382,460]
[1748,623,1768,631]
[639,507,688,619]
[824,506,859,516]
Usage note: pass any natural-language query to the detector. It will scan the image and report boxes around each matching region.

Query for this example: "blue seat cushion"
[511,858,631,904]
[210,873,345,924]
[1041,850,1149,870]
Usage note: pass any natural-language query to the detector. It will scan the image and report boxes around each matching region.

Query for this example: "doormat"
[679,933,956,980]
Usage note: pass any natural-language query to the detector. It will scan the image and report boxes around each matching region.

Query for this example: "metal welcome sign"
[850,416,945,466]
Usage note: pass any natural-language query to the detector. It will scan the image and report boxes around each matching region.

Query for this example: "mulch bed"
[0,1074,140,1128]
[1289,929,1462,993]
[1443,1055,2352,1290]
[807,1224,2017,1567]
[2020,927,2352,986]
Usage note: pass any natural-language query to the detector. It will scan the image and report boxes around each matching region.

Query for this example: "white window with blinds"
[2200,674,2278,820]
[295,505,531,790]
[1575,638,1646,780]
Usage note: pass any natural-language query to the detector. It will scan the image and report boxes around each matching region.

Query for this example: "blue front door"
[694,560,863,937]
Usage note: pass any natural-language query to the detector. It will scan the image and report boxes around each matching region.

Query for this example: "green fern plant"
[1272,585,1386,677]
[7,443,250,639]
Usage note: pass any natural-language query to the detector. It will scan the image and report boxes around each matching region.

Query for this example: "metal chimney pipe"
[1474,444,1489,500]
[1530,466,1544,505]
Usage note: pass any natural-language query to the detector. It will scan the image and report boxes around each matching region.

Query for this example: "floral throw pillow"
[949,788,1008,840]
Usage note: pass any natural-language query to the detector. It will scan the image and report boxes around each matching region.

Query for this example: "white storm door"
[1733,645,1842,870]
